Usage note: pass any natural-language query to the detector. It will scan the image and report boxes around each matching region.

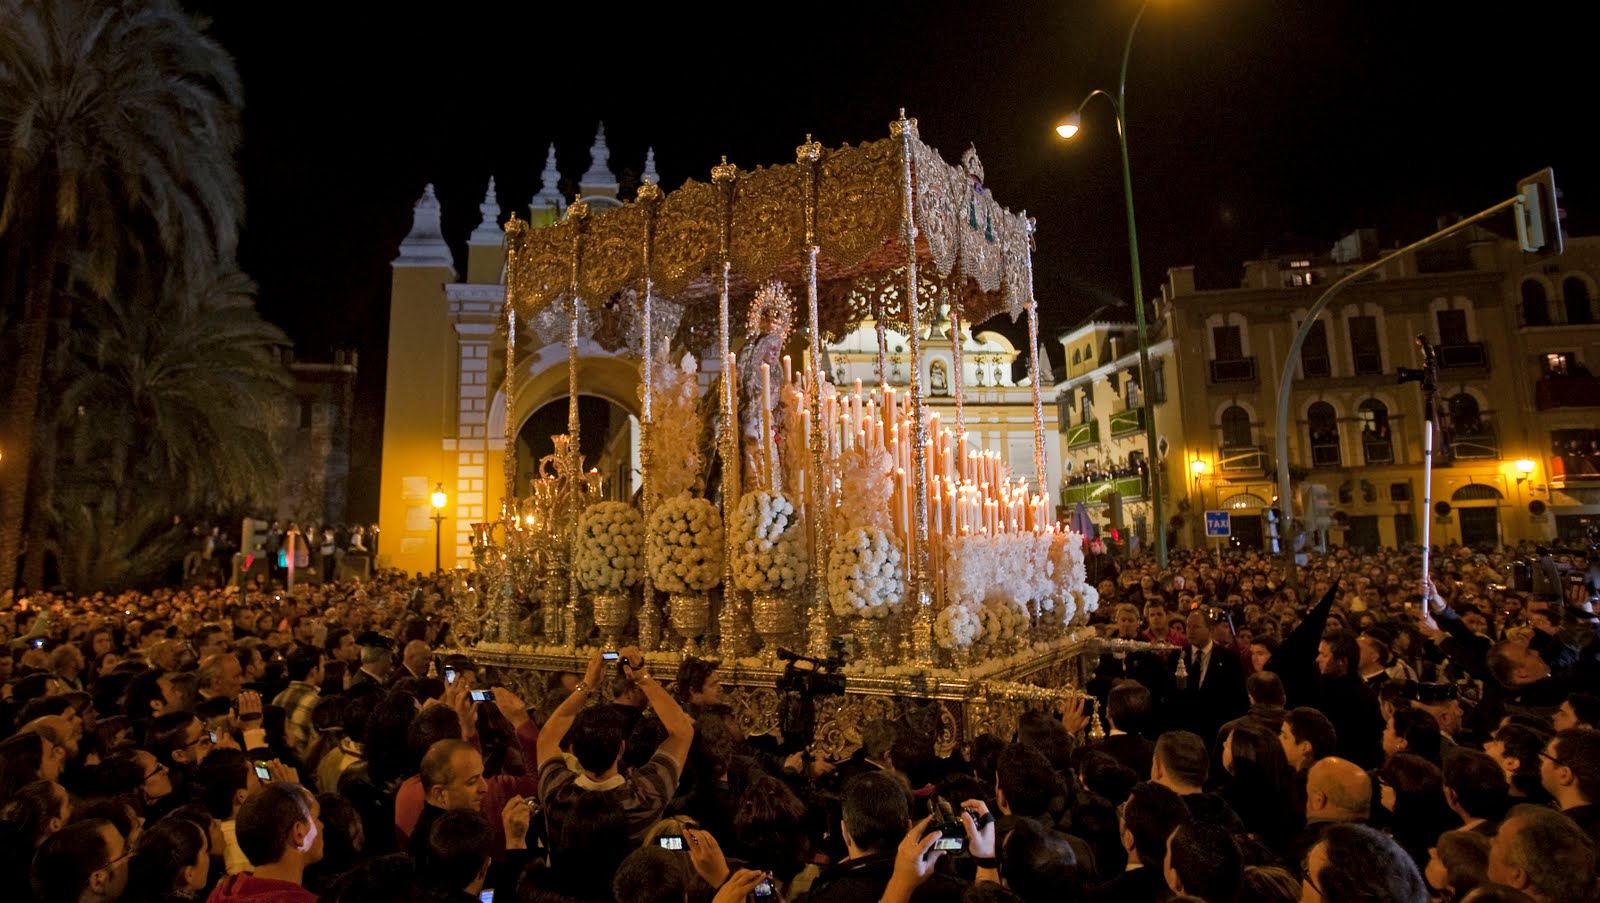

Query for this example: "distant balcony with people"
[1445,415,1499,461]
[1062,469,1148,506]
[1065,420,1100,449]
[1208,356,1257,385]
[1550,430,1600,488]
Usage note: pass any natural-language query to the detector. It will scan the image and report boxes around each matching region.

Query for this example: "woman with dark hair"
[520,790,634,902]
[126,816,210,903]
[1376,753,1463,871]
[1484,724,1554,805]
[303,793,366,894]
[1235,865,1300,903]
[731,773,810,889]
[1219,722,1300,843]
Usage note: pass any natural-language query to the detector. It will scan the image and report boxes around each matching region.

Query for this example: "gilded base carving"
[750,591,799,657]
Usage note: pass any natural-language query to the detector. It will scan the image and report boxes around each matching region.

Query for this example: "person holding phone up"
[535,647,695,844]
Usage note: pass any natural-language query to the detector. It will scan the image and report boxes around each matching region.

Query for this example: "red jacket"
[206,874,316,903]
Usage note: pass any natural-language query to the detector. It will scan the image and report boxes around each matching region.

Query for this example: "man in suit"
[1083,680,1156,779]
[1088,781,1189,903]
[1178,609,1246,742]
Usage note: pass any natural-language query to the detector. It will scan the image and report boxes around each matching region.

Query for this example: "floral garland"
[826,526,903,617]
[935,602,981,650]
[646,494,724,593]
[730,490,807,592]
[575,502,645,593]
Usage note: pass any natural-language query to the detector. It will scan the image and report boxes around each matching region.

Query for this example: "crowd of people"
[2,537,1599,903]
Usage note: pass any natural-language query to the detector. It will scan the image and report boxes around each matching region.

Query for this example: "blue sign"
[1205,511,1232,538]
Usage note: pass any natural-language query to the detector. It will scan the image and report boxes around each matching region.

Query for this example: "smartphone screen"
[469,690,495,703]
[601,651,620,661]
[752,878,775,898]
[657,835,685,851]
[253,762,271,781]
[933,836,965,851]
[208,730,219,744]
[478,892,493,903]
[445,668,458,685]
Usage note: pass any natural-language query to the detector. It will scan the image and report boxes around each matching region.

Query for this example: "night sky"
[184,0,1591,519]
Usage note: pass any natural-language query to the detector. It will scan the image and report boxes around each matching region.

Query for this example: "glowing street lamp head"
[1190,459,1207,475]
[1055,112,1083,140]
[430,483,448,511]
[1515,458,1536,474]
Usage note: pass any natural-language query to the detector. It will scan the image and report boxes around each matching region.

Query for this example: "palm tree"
[51,269,289,591]
[0,0,243,590]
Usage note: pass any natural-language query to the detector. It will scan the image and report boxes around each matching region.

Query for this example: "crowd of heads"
[1,535,1598,903]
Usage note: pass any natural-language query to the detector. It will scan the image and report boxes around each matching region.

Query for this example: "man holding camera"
[536,647,694,843]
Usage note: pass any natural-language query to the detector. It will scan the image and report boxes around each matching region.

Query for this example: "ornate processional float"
[454,112,1173,758]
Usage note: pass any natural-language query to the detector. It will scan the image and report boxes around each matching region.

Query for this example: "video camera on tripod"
[775,642,847,749]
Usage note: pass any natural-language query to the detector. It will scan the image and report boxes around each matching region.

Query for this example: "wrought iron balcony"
[1219,445,1267,473]
[1362,439,1395,465]
[1445,420,1499,461]
[1209,357,1257,384]
[1065,420,1100,449]
[1536,376,1600,410]
[1439,342,1488,369]
[1110,407,1145,437]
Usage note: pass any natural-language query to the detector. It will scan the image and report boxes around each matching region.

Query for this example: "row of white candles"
[756,355,1054,598]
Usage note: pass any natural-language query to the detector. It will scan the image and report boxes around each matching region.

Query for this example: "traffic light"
[1517,167,1563,256]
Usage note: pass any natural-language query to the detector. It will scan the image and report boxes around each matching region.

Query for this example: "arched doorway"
[517,396,638,502]
[1220,492,1267,550]
[1452,483,1503,548]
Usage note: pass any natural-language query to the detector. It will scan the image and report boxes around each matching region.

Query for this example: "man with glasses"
[31,819,130,903]
[1540,726,1600,844]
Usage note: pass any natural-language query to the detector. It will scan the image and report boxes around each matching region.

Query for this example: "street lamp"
[429,483,447,574]
[1056,0,1167,566]
[1190,458,1208,510]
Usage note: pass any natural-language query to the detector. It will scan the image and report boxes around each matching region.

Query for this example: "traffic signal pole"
[1273,190,1534,572]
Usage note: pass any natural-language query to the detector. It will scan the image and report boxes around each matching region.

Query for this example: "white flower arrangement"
[826,526,903,617]
[980,598,1028,645]
[944,533,1054,610]
[646,495,725,593]
[574,502,645,593]
[730,490,807,592]
[935,602,982,650]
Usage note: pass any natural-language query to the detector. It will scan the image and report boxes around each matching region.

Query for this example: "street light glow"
[430,483,448,511]
[1190,459,1207,475]
[1055,113,1082,140]
[1515,458,1536,474]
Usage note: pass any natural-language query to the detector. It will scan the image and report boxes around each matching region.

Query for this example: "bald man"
[401,640,433,682]
[1285,756,1373,871]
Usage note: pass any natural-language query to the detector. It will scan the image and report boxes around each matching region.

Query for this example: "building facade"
[269,350,358,527]
[1152,227,1600,552]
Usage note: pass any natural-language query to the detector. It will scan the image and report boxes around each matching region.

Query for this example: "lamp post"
[1056,0,1167,566]
[1515,458,1536,541]
[430,483,448,575]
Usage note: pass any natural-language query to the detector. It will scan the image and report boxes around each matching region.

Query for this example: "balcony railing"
[1362,439,1395,465]
[1065,420,1100,449]
[1209,357,1257,384]
[1537,376,1600,410]
[1302,356,1332,378]
[1446,423,1499,461]
[1552,454,1600,488]
[1219,445,1267,473]
[1061,473,1149,506]
[1311,441,1342,468]
[1439,342,1488,369]
[1110,407,1145,437]
[1352,351,1384,376]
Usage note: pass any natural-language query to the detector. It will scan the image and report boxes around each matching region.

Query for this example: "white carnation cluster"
[826,526,903,617]
[730,490,807,592]
[1048,529,1096,624]
[935,602,981,650]
[646,495,725,593]
[575,502,644,593]
[980,598,1029,645]
[944,534,1054,609]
